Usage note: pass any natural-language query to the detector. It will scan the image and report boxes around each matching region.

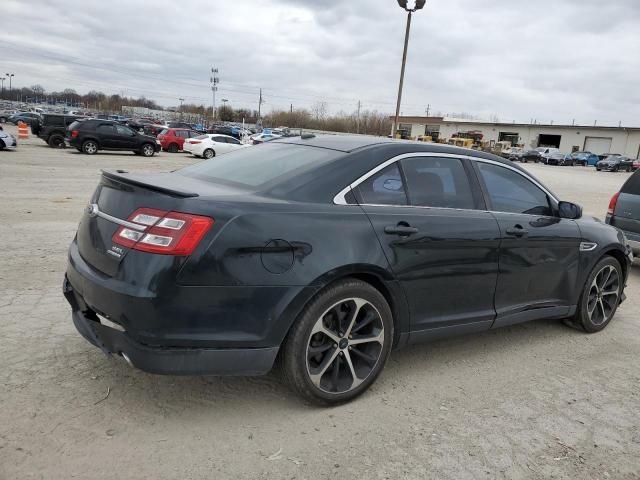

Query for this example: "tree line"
[0,85,391,135]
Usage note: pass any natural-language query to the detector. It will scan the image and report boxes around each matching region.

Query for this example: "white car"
[183,134,249,159]
[0,128,17,150]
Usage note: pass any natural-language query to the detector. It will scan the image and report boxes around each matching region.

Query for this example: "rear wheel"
[82,140,98,155]
[203,148,215,159]
[167,143,179,153]
[281,279,393,405]
[141,143,155,157]
[0,139,5,150]
[48,134,65,148]
[567,256,623,333]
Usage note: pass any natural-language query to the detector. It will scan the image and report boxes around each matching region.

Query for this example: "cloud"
[1,0,638,125]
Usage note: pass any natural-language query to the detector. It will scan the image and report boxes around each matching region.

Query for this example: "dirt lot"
[1,124,639,480]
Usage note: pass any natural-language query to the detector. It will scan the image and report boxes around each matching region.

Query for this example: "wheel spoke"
[308,349,339,387]
[598,267,612,290]
[351,311,376,334]
[343,298,366,337]
[311,321,340,344]
[350,330,384,346]
[601,290,618,297]
[597,299,606,322]
[343,351,363,389]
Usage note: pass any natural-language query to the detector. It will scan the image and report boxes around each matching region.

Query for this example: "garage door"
[584,137,612,154]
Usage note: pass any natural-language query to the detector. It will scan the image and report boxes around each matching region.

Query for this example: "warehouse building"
[392,116,640,158]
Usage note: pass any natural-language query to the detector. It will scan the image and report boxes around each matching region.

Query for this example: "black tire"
[48,134,65,148]
[613,166,619,172]
[76,147,82,152]
[566,256,623,333]
[0,139,5,150]
[82,140,98,155]
[140,143,155,157]
[281,278,394,405]
[167,143,179,153]
[133,151,141,155]
[203,148,215,159]
[596,168,601,171]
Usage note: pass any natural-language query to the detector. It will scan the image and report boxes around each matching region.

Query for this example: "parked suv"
[606,169,640,254]
[535,147,560,164]
[67,119,160,156]
[31,114,84,148]
[157,128,200,152]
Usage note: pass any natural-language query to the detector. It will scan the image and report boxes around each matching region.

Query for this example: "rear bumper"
[63,275,279,376]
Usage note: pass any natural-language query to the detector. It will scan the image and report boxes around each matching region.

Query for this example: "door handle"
[384,224,419,236]
[505,224,528,237]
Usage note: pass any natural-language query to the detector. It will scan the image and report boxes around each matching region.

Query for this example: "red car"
[633,159,640,171]
[157,128,200,153]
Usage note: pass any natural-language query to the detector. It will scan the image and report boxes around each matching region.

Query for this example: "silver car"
[0,128,17,150]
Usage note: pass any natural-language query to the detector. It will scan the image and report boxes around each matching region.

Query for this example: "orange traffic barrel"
[18,121,29,139]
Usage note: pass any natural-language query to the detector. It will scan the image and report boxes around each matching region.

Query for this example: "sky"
[1,0,639,125]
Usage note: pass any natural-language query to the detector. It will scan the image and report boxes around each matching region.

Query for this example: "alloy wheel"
[142,144,154,156]
[587,265,620,326]
[306,298,384,394]
[84,142,97,154]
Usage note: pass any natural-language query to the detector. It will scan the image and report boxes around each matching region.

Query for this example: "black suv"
[607,169,640,254]
[596,155,634,172]
[31,114,84,148]
[67,119,161,156]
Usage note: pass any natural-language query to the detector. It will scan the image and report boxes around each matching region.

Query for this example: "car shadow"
[74,317,588,414]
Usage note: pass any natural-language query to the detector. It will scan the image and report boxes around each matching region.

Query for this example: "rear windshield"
[621,171,640,194]
[177,143,340,188]
[159,129,169,135]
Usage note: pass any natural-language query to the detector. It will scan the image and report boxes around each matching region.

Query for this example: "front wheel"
[140,143,155,157]
[281,279,394,405]
[167,143,179,153]
[567,256,623,333]
[82,140,98,155]
[48,134,65,148]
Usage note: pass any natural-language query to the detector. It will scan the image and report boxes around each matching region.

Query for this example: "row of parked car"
[508,147,639,172]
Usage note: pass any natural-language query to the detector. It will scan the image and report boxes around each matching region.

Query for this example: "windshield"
[177,143,341,188]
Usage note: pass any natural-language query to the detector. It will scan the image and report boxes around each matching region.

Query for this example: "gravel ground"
[1,124,639,480]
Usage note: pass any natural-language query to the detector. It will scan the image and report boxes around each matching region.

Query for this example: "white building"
[393,116,640,158]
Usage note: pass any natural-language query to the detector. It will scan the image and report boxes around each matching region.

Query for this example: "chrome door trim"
[333,152,560,208]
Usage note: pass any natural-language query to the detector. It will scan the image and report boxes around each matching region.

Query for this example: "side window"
[213,136,226,143]
[401,157,475,209]
[356,163,407,206]
[227,137,241,145]
[96,124,115,134]
[115,125,134,136]
[477,163,552,216]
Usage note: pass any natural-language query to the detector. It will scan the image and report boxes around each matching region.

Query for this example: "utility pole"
[179,98,184,120]
[356,100,361,134]
[425,104,430,117]
[258,88,263,120]
[210,67,219,122]
[290,103,293,114]
[0,78,4,96]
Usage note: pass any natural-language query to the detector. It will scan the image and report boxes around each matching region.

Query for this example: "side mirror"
[558,201,582,219]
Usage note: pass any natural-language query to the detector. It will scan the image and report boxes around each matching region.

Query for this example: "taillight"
[608,192,620,215]
[190,140,202,144]
[112,208,214,255]
[71,130,79,138]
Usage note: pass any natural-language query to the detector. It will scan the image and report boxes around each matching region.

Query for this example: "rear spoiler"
[101,170,199,198]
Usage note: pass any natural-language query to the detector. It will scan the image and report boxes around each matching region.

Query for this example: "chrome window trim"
[333,152,559,213]
[89,203,147,231]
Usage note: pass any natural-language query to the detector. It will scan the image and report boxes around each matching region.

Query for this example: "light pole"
[0,78,4,96]
[392,0,426,138]
[179,98,185,120]
[210,67,219,122]
[6,73,15,92]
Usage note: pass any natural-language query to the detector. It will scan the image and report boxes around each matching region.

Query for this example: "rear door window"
[621,171,640,194]
[356,163,408,206]
[401,157,475,209]
[96,124,116,134]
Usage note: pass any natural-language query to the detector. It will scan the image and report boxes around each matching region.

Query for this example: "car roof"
[274,134,393,152]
